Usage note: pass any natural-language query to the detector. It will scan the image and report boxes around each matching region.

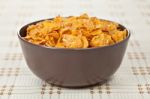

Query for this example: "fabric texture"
[0,0,150,98]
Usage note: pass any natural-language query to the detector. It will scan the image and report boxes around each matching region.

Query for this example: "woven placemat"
[0,0,150,98]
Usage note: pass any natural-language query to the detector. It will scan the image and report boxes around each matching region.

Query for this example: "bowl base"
[46,79,108,89]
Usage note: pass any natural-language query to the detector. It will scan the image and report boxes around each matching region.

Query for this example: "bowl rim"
[18,18,130,51]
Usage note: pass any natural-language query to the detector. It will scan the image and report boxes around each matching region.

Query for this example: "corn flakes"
[25,14,127,48]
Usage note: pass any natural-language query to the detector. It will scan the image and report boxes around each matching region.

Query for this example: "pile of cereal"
[25,14,127,48]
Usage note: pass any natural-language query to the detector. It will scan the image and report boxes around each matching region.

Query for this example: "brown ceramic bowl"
[18,18,130,88]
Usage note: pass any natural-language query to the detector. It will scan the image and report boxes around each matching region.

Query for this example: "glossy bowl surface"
[18,18,130,88]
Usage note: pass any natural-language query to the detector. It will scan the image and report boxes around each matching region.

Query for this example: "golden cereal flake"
[81,36,89,48]
[90,33,114,47]
[111,30,127,43]
[62,34,83,48]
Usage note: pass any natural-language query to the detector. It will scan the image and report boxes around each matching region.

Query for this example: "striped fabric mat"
[0,0,150,98]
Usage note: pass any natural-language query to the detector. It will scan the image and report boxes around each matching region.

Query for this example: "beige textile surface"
[0,0,150,98]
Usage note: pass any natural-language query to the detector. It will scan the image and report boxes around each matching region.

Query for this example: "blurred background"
[0,0,150,48]
[0,0,150,99]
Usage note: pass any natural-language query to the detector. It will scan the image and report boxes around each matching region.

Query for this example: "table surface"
[0,0,150,99]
